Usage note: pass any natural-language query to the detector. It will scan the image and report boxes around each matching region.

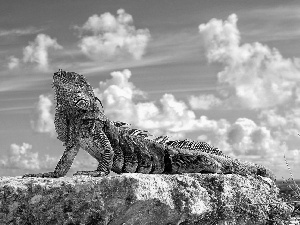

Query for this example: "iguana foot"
[22,172,60,178]
[73,170,108,177]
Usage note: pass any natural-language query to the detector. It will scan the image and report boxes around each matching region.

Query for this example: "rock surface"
[0,173,293,225]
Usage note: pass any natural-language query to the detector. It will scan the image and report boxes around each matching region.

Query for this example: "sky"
[1,0,300,179]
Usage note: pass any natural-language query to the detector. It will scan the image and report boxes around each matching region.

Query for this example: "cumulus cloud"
[95,69,195,136]
[258,107,300,148]
[136,94,198,134]
[76,9,150,60]
[94,69,145,121]
[195,116,294,172]
[6,143,39,169]
[94,69,229,138]
[7,56,20,69]
[31,94,55,137]
[0,143,58,170]
[225,118,284,156]
[199,14,300,109]
[22,33,62,71]
[189,94,222,110]
[259,109,287,128]
[0,141,96,174]
[191,115,291,164]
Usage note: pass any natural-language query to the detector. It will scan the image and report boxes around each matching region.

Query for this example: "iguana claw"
[22,172,60,178]
[73,171,107,177]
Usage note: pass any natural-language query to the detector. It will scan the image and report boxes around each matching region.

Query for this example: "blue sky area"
[1,0,300,179]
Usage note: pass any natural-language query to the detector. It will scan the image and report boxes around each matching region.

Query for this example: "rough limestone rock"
[0,174,293,224]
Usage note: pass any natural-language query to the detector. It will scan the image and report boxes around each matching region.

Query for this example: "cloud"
[94,69,146,122]
[94,69,194,136]
[7,56,20,69]
[188,94,222,110]
[76,9,150,60]
[0,142,105,175]
[227,123,245,145]
[225,118,283,156]
[4,143,39,169]
[259,107,300,145]
[22,33,62,71]
[136,94,197,134]
[199,14,300,109]
[94,69,229,139]
[0,143,57,170]
[258,109,287,128]
[31,94,55,137]
[195,14,300,173]
[0,27,43,37]
[195,116,294,173]
[192,116,289,161]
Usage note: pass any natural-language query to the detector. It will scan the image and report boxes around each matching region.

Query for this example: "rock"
[0,173,294,225]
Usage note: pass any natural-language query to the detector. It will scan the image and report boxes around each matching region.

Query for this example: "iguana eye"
[75,99,88,109]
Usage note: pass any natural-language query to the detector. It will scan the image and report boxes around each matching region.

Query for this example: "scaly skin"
[23,70,275,181]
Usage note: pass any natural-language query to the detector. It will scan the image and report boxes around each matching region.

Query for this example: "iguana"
[23,70,275,181]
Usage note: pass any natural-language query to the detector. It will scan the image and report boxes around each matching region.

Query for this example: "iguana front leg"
[73,123,114,177]
[23,144,80,178]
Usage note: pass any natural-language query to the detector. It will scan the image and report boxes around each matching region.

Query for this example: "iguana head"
[52,69,107,144]
[53,69,98,112]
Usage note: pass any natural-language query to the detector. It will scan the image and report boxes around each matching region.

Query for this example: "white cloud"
[195,14,300,173]
[6,143,39,169]
[23,33,62,71]
[0,143,59,171]
[0,141,101,174]
[225,118,283,156]
[0,27,43,37]
[192,116,293,168]
[94,69,145,122]
[0,143,55,170]
[31,94,55,137]
[137,94,197,133]
[94,69,229,138]
[76,9,150,60]
[199,14,300,109]
[259,107,300,146]
[7,56,20,69]
[258,109,287,128]
[95,69,195,136]
[189,94,222,110]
